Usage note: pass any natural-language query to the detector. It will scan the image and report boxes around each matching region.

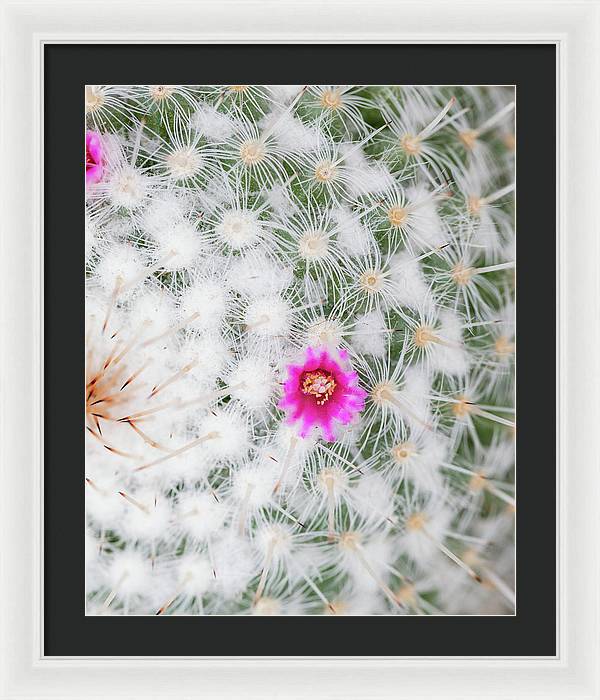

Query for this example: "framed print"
[52,44,553,655]
[1,1,599,699]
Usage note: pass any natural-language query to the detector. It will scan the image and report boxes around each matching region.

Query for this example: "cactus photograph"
[85,84,516,616]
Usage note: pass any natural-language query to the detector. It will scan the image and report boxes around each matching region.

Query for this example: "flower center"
[217,211,261,248]
[452,394,476,417]
[494,335,515,356]
[239,140,265,166]
[467,195,483,216]
[320,89,343,110]
[307,319,343,348]
[338,530,360,549]
[314,161,337,182]
[252,597,281,615]
[166,148,203,179]
[391,441,417,463]
[299,230,329,259]
[370,381,397,406]
[359,269,384,293]
[400,134,421,156]
[387,205,408,227]
[301,369,336,405]
[395,583,417,605]
[149,85,174,101]
[451,262,474,286]
[317,466,347,492]
[458,129,479,150]
[85,86,104,113]
[406,512,427,531]
[469,472,487,493]
[413,325,437,347]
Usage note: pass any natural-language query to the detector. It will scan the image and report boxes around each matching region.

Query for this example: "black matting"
[45,44,556,656]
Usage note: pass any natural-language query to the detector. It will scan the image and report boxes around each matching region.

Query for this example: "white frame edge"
[0,1,598,698]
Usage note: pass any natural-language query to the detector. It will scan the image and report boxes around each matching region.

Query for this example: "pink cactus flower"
[278,346,367,442]
[85,131,103,185]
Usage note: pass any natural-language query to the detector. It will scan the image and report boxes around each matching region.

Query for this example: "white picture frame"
[1,0,598,697]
